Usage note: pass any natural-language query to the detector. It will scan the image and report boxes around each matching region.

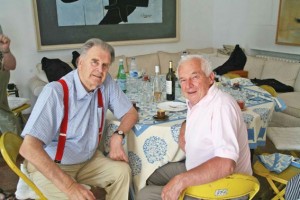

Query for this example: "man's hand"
[0,34,11,53]
[161,175,185,200]
[108,134,128,162]
[66,182,95,200]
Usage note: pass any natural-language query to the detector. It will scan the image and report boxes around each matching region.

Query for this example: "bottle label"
[166,80,172,94]
[130,70,139,78]
[117,79,126,92]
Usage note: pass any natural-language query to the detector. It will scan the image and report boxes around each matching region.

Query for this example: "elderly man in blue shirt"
[20,38,138,200]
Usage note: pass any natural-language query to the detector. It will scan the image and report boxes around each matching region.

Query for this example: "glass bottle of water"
[129,57,139,78]
[153,65,162,102]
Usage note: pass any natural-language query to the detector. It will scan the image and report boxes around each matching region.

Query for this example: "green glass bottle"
[117,59,127,93]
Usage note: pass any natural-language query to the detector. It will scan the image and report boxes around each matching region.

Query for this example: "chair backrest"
[0,132,47,200]
[179,174,260,200]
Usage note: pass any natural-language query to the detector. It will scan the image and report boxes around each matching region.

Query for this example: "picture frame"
[276,0,300,46]
[33,0,179,51]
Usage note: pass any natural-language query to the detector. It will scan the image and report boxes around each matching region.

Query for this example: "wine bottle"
[116,59,127,93]
[166,61,175,100]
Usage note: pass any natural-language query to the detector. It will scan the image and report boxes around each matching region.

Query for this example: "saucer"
[153,115,169,121]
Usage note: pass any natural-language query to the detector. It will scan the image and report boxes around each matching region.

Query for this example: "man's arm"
[19,135,96,200]
[161,157,235,200]
[109,106,138,162]
[0,34,16,70]
[179,120,186,152]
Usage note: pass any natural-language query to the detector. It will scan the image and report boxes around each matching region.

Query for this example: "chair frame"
[179,174,260,200]
[0,131,47,200]
[253,159,300,200]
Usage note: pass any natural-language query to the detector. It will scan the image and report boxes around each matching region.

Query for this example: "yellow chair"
[178,174,260,200]
[253,158,300,200]
[259,85,277,97]
[0,132,47,200]
[11,103,30,126]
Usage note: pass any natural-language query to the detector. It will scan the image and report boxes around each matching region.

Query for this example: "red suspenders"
[54,79,104,163]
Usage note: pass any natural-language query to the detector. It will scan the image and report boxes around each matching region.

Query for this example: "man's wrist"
[113,130,125,139]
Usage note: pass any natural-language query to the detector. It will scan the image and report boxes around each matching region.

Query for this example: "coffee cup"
[157,109,166,119]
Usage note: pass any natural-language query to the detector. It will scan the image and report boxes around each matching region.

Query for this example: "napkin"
[258,153,293,173]
[274,97,287,112]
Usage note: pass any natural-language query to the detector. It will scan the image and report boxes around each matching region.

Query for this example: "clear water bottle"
[117,59,126,92]
[153,65,162,102]
[129,57,139,78]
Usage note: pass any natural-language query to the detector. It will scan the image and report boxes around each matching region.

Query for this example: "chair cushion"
[243,56,266,79]
[36,63,49,83]
[127,53,159,76]
[278,92,300,118]
[261,60,300,87]
[267,127,300,150]
[157,51,181,74]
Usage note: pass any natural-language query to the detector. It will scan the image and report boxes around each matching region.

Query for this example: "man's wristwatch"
[113,130,125,139]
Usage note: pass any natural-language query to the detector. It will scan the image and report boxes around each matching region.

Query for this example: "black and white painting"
[33,0,178,51]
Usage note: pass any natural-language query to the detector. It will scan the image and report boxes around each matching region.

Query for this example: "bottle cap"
[155,65,160,73]
[119,58,123,62]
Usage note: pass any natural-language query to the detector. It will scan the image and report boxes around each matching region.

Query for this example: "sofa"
[29,47,300,127]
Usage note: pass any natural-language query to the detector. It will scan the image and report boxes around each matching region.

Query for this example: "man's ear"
[209,72,215,84]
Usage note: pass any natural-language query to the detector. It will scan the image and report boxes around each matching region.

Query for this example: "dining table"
[101,77,276,194]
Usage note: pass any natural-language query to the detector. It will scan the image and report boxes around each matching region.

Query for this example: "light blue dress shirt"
[22,70,132,164]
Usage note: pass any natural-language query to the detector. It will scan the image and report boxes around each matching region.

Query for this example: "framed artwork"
[33,0,179,51]
[276,0,300,46]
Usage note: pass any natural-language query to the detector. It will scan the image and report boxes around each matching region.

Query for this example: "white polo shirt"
[185,84,252,175]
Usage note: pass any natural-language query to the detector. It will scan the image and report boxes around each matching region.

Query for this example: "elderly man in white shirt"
[136,55,252,200]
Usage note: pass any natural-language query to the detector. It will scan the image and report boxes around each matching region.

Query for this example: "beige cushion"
[207,56,228,70]
[267,127,300,150]
[278,92,300,118]
[126,53,159,76]
[243,56,266,79]
[261,60,300,87]
[186,48,217,56]
[157,51,181,74]
[294,69,300,92]
[110,55,127,79]
[36,63,49,83]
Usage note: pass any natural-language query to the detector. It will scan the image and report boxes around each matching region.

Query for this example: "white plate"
[157,101,187,112]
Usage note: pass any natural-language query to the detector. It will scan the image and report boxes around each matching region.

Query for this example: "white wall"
[212,0,300,55]
[0,0,213,106]
[1,0,300,108]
